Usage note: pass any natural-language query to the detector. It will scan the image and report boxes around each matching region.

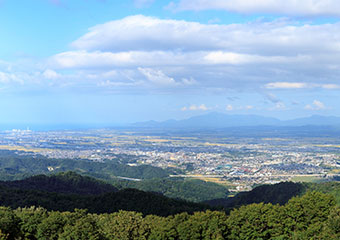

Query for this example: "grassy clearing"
[291,176,323,183]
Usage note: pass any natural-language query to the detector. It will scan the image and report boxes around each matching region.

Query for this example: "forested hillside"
[206,181,340,209]
[0,148,229,202]
[0,191,339,239]
[1,171,118,195]
[0,150,174,181]
[0,173,210,216]
[1,172,340,238]
[111,177,229,202]
[206,181,305,208]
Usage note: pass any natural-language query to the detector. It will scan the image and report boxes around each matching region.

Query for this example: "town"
[1,128,340,191]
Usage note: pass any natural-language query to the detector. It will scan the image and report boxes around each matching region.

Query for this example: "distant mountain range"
[132,113,340,129]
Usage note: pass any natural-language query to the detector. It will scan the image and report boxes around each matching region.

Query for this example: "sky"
[1,0,340,127]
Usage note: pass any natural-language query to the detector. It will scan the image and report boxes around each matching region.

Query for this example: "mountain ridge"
[132,112,340,129]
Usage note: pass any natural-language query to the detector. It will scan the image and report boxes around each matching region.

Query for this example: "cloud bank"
[45,15,340,93]
[3,15,340,96]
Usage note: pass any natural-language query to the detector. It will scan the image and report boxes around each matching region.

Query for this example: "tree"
[15,206,47,240]
[283,191,335,238]
[177,211,228,240]
[0,207,21,240]
[226,203,282,239]
[58,213,103,240]
[96,211,151,240]
[36,211,69,240]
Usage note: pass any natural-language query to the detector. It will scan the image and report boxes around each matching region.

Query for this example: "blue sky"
[1,0,340,127]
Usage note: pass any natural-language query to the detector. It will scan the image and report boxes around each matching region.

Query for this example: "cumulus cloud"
[42,15,340,94]
[138,67,178,87]
[51,51,135,68]
[71,15,220,52]
[0,72,21,84]
[51,50,214,69]
[137,67,197,88]
[169,0,340,17]
[305,100,326,110]
[51,50,303,69]
[43,69,59,79]
[181,77,197,85]
[226,104,233,111]
[0,68,63,91]
[270,102,287,111]
[70,15,340,55]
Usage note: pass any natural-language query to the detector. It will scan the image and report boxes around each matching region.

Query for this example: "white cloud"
[322,84,340,89]
[226,104,233,111]
[305,100,326,110]
[98,80,142,87]
[181,77,197,85]
[243,105,254,110]
[52,50,233,69]
[170,0,340,17]
[138,67,178,87]
[265,82,340,89]
[181,104,209,111]
[33,15,340,94]
[265,82,308,89]
[270,102,287,111]
[51,51,135,68]
[43,69,59,79]
[70,15,340,56]
[138,68,197,87]
[0,71,24,84]
[71,15,221,52]
[204,52,250,64]
[51,50,302,69]
[313,100,326,110]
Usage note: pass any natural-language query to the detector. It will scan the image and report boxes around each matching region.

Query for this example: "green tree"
[36,211,68,240]
[177,211,228,240]
[58,214,103,240]
[15,206,48,240]
[316,206,340,239]
[96,210,151,240]
[226,202,284,240]
[0,206,21,240]
[146,213,189,240]
[283,191,335,238]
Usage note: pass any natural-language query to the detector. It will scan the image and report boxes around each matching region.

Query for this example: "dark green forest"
[0,150,173,181]
[0,172,211,216]
[0,172,340,239]
[111,177,229,202]
[2,150,340,239]
[0,151,228,202]
[0,191,339,239]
